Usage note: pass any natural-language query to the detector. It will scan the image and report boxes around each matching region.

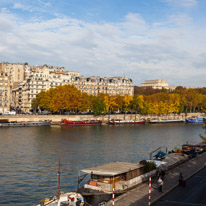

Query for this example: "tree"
[79,92,90,112]
[131,95,144,113]
[184,89,199,113]
[36,90,52,111]
[91,96,105,115]
[201,96,206,114]
[122,95,133,112]
[103,95,110,113]
[31,98,39,113]
[54,85,81,113]
[36,85,82,113]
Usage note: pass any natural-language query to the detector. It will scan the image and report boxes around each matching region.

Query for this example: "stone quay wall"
[0,113,204,124]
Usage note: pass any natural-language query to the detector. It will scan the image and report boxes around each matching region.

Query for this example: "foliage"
[32,85,206,115]
[79,92,90,112]
[139,160,157,173]
[91,95,105,115]
[31,98,39,113]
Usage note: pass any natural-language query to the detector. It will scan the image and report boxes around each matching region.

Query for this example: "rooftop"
[81,162,144,176]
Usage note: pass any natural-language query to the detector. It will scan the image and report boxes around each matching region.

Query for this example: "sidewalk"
[106,152,206,206]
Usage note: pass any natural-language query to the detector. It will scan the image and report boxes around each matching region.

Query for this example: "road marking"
[160,200,206,206]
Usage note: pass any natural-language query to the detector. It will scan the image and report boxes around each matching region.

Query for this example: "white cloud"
[162,0,198,8]
[0,11,205,87]
[13,3,33,12]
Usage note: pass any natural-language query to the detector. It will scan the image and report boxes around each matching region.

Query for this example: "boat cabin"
[182,144,206,155]
[80,162,145,192]
[182,144,195,154]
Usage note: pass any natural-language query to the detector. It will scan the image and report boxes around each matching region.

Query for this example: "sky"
[0,0,206,87]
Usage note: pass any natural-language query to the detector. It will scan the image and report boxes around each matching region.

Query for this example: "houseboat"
[0,119,51,127]
[77,162,145,205]
[109,119,146,125]
[186,117,205,124]
[60,119,102,126]
[149,118,185,124]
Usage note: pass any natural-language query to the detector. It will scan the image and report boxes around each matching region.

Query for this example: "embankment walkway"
[106,152,206,206]
[0,113,203,124]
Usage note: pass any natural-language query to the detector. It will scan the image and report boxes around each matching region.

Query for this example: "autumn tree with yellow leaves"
[32,84,206,115]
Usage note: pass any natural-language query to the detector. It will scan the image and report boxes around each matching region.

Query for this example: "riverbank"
[0,113,204,124]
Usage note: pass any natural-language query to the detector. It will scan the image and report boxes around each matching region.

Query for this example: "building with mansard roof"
[1,62,134,113]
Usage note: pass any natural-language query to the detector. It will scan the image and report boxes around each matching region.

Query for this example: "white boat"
[149,118,184,124]
[109,118,146,125]
[36,159,84,206]
[36,192,84,206]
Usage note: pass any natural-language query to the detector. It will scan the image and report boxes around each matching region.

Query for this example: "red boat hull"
[61,119,102,126]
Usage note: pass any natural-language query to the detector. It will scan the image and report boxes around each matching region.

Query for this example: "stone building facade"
[0,71,11,113]
[1,62,134,113]
[140,80,176,90]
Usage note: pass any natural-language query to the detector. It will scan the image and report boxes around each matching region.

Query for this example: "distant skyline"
[0,0,206,87]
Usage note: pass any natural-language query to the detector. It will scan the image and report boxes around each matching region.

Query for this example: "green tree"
[31,98,39,113]
[91,96,105,115]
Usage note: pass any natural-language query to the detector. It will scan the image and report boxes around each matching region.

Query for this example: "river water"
[0,123,205,205]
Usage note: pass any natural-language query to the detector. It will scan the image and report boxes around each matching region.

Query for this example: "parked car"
[4,111,16,115]
[38,111,52,115]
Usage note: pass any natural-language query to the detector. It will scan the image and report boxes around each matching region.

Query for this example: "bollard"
[112,188,115,206]
[149,177,151,206]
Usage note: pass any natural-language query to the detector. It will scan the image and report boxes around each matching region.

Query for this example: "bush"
[140,160,156,173]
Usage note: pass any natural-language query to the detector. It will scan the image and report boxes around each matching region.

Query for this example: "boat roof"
[80,162,144,176]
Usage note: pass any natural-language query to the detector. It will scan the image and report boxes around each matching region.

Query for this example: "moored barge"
[60,119,102,126]
[109,119,146,125]
[185,116,205,124]
[77,162,145,205]
[149,118,185,124]
[0,119,51,127]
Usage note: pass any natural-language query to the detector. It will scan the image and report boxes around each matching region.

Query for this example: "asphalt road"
[152,166,206,206]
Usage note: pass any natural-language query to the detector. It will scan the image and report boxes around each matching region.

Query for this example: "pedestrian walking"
[179,173,184,186]
[158,177,163,192]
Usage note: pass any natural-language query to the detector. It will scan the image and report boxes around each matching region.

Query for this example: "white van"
[4,111,16,115]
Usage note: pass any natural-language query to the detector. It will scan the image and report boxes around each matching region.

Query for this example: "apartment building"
[0,72,11,113]
[0,62,25,88]
[1,62,134,113]
[74,76,133,96]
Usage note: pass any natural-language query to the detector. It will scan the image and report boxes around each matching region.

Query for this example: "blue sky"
[0,0,206,87]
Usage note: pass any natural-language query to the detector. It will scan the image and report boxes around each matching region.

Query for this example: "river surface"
[0,123,205,205]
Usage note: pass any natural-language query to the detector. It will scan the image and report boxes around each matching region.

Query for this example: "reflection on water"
[0,124,204,205]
